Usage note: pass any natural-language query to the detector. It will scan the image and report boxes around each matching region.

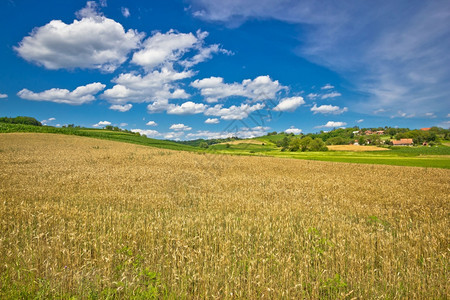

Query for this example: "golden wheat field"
[0,133,449,299]
[327,145,390,152]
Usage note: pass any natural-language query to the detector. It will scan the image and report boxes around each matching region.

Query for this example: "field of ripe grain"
[1,133,449,299]
[327,145,390,151]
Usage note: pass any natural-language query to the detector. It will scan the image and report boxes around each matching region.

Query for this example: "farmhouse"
[376,130,384,135]
[420,127,431,131]
[392,138,413,146]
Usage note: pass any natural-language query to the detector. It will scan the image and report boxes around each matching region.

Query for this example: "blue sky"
[1,0,449,139]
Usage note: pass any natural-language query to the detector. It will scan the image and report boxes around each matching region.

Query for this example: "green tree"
[288,137,301,151]
[199,142,209,149]
[309,138,328,151]
[299,136,313,151]
[358,136,366,145]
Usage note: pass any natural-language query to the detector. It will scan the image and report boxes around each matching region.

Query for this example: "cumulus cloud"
[132,30,200,70]
[169,123,192,131]
[205,118,219,124]
[273,96,305,112]
[390,110,415,119]
[191,75,284,103]
[131,129,161,137]
[102,67,192,104]
[356,119,364,123]
[316,121,347,128]
[166,101,207,115]
[41,117,56,125]
[131,29,229,71]
[186,126,270,140]
[307,93,318,99]
[285,126,302,134]
[205,103,265,120]
[109,104,132,112]
[15,3,143,72]
[0,93,7,98]
[321,84,334,90]
[17,82,105,105]
[163,131,185,140]
[181,44,232,68]
[146,121,158,126]
[93,120,111,127]
[311,104,348,114]
[121,7,130,18]
[321,92,341,99]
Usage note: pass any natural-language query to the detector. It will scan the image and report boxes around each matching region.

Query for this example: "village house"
[420,127,431,131]
[376,130,384,135]
[392,138,414,146]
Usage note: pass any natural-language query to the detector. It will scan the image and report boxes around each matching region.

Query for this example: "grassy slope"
[207,135,450,169]
[0,123,196,151]
[1,123,449,168]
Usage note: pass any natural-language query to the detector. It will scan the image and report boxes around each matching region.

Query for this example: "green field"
[207,140,450,169]
[1,122,449,169]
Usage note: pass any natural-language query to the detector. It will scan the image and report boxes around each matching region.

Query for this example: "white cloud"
[121,7,130,18]
[169,123,192,131]
[181,44,232,68]
[131,29,228,71]
[166,101,207,115]
[307,93,318,99]
[321,84,334,90]
[191,75,284,103]
[76,1,103,19]
[146,121,158,126]
[17,82,105,105]
[425,112,436,118]
[285,126,302,134]
[109,104,132,112]
[321,92,341,99]
[205,103,265,120]
[185,130,233,140]
[164,131,185,140]
[131,129,161,137]
[311,104,348,114]
[120,123,128,127]
[0,93,7,98]
[316,121,347,128]
[390,110,415,119]
[447,114,450,118]
[131,30,199,70]
[15,4,143,72]
[205,118,219,124]
[186,126,269,140]
[93,120,111,127]
[356,119,364,123]
[102,67,192,104]
[41,117,56,125]
[273,96,305,112]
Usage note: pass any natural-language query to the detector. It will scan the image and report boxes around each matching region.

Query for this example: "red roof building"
[420,127,431,131]
[392,138,414,146]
